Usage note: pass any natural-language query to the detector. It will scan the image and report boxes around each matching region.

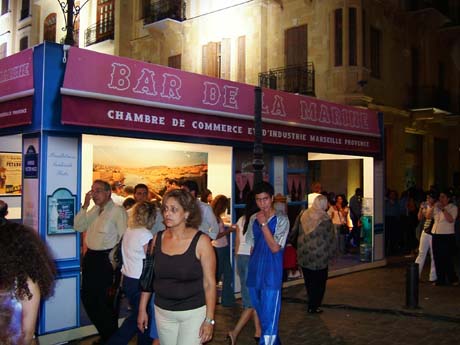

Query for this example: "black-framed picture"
[47,188,76,235]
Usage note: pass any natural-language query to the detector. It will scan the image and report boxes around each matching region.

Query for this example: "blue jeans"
[107,276,153,345]
[236,254,252,308]
[215,246,235,306]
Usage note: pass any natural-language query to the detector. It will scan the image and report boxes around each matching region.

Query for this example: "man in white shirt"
[74,180,127,343]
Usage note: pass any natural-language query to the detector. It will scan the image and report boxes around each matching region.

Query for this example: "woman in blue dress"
[246,182,289,345]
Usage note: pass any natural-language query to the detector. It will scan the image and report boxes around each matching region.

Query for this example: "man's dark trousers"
[82,249,118,342]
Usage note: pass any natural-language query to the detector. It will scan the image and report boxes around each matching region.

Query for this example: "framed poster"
[0,152,22,195]
[47,188,76,235]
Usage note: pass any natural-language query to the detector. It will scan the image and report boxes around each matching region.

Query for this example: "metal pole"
[253,86,264,185]
[64,0,75,46]
[405,262,419,308]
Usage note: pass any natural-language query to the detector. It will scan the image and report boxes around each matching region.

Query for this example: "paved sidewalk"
[70,256,460,345]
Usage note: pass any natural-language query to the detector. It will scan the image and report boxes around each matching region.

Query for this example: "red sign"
[62,47,380,138]
[0,97,33,129]
[0,49,34,128]
[62,96,380,154]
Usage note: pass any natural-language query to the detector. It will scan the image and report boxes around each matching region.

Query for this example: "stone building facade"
[1,0,459,193]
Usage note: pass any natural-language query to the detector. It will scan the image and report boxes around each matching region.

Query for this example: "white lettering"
[108,63,131,91]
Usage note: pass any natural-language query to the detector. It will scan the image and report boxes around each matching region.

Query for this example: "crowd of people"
[385,186,460,285]
[2,177,459,345]
[72,178,291,345]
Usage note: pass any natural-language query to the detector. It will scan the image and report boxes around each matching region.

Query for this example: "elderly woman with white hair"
[297,195,337,314]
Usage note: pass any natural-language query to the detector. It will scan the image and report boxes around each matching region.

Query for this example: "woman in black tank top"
[138,189,217,345]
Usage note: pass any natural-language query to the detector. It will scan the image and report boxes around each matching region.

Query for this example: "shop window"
[202,39,230,79]
[0,42,6,59]
[19,36,28,51]
[20,0,29,20]
[168,54,181,69]
[44,13,57,43]
[1,0,9,15]
[334,8,343,66]
[370,26,381,78]
[349,8,357,66]
[237,35,245,83]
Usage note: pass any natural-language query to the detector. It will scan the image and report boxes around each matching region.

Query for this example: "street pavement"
[70,255,460,345]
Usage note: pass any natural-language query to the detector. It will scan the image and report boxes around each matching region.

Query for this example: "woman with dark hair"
[0,222,56,345]
[327,194,353,255]
[227,191,261,344]
[246,182,289,345]
[200,189,213,204]
[138,189,216,345]
[414,190,438,282]
[431,190,459,286]
[211,194,236,307]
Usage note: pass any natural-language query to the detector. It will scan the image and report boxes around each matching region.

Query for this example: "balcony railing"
[84,19,114,47]
[144,0,186,25]
[407,86,451,111]
[259,63,315,96]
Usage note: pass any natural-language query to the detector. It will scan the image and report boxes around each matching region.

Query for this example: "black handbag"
[288,209,305,249]
[139,238,155,292]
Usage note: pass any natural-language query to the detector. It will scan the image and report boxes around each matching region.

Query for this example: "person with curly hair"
[0,200,9,226]
[0,222,56,345]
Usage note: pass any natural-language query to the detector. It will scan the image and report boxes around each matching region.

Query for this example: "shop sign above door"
[61,47,380,138]
[0,49,34,129]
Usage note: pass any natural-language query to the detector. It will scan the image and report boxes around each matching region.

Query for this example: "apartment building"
[1,0,459,192]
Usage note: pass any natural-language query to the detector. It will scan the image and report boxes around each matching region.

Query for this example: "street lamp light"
[57,0,89,46]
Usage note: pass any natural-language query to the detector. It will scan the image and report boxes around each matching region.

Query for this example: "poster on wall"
[93,146,208,196]
[0,152,22,195]
[47,188,76,235]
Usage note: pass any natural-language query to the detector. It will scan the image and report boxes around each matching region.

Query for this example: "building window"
[370,26,381,78]
[20,0,29,20]
[168,54,181,69]
[349,8,357,66]
[19,36,28,51]
[202,40,230,79]
[44,13,57,42]
[0,42,7,58]
[202,42,220,78]
[1,0,9,16]
[334,8,343,66]
[237,35,246,83]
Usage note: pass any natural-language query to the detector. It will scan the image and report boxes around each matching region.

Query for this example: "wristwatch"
[261,222,267,227]
[204,317,215,325]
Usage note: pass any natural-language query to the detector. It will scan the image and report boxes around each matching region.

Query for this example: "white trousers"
[154,305,206,345]
[415,231,437,281]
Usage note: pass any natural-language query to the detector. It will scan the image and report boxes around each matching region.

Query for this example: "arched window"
[44,13,57,42]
